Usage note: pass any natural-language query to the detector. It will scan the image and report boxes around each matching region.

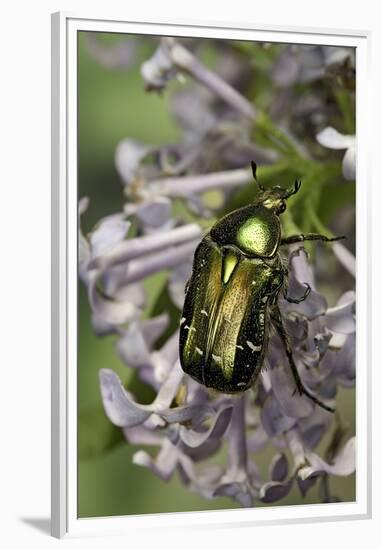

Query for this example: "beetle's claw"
[330,235,346,242]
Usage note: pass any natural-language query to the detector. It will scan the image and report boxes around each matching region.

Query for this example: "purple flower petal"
[282,248,327,319]
[115,138,154,185]
[270,364,314,419]
[316,127,354,150]
[85,33,138,70]
[133,440,179,481]
[141,42,177,92]
[247,424,269,454]
[123,425,164,446]
[181,438,222,462]
[296,348,321,369]
[333,333,356,385]
[289,246,315,286]
[88,271,140,324]
[105,278,146,306]
[284,314,309,344]
[116,314,170,371]
[151,360,184,410]
[338,290,355,307]
[140,313,170,348]
[152,330,180,383]
[91,314,117,337]
[261,394,296,437]
[317,375,338,399]
[303,424,328,449]
[170,87,216,142]
[325,291,355,334]
[299,437,356,479]
[78,198,91,283]
[297,475,318,497]
[314,331,332,356]
[168,261,192,309]
[213,483,254,507]
[90,214,130,260]
[115,321,153,369]
[179,404,233,448]
[178,453,223,493]
[88,223,201,271]
[286,428,307,471]
[122,240,199,285]
[135,197,172,229]
[259,477,293,503]
[299,406,333,449]
[343,144,356,180]
[270,453,289,482]
[160,402,215,426]
[99,369,151,427]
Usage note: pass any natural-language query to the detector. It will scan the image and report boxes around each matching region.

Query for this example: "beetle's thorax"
[210,203,281,259]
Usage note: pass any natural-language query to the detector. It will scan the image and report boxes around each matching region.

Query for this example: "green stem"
[254,112,317,170]
[289,162,342,208]
[335,89,355,134]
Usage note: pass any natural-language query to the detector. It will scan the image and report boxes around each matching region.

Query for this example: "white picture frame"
[51,11,371,539]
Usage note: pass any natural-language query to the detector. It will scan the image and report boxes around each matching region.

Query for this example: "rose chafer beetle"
[179,162,344,413]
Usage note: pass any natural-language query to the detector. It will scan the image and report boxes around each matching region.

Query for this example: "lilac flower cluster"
[80,36,356,507]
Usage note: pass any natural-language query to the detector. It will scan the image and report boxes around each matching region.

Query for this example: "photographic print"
[77,30,356,519]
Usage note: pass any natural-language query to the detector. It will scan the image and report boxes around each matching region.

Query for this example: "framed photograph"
[51,12,371,538]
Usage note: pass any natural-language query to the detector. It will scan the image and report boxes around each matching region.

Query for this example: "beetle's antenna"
[285,179,302,198]
[251,161,264,192]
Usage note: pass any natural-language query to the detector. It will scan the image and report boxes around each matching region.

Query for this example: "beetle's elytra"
[179,162,344,413]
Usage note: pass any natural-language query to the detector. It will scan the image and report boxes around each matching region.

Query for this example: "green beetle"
[179,162,343,412]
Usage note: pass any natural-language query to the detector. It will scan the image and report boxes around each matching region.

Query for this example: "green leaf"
[79,406,125,461]
[334,88,356,134]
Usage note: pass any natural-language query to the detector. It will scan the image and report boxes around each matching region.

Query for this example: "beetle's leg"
[280,233,345,246]
[280,250,311,304]
[270,306,335,413]
[284,282,311,304]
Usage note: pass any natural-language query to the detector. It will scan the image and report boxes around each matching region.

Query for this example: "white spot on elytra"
[212,354,222,363]
[246,340,262,353]
[261,296,268,303]
[236,344,244,350]
[184,325,196,332]
[195,347,203,356]
[237,382,246,387]
[180,317,186,325]
[201,310,208,317]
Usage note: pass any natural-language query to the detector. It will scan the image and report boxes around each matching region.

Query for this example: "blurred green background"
[77,32,355,518]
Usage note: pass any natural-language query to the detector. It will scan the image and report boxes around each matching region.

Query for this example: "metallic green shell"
[179,235,284,393]
[210,204,281,258]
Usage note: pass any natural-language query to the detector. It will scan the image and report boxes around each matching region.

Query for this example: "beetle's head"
[251,161,301,215]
